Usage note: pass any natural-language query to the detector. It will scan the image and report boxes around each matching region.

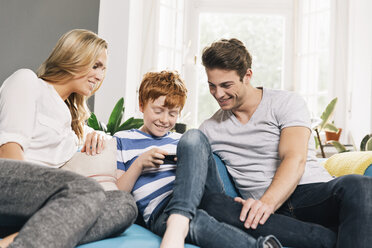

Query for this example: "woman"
[0,29,137,248]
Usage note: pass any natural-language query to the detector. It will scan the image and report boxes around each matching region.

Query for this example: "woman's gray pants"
[0,159,137,248]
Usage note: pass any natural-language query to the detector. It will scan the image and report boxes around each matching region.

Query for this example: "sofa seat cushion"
[77,224,199,248]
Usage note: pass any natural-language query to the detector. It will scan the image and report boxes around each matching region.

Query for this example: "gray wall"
[0,0,100,110]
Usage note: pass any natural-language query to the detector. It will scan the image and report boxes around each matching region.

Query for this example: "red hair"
[139,71,187,110]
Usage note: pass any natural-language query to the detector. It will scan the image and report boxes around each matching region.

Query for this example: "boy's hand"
[138,148,168,169]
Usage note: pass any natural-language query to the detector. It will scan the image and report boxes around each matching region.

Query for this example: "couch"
[77,151,372,248]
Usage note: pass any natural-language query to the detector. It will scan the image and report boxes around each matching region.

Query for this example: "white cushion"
[61,138,118,191]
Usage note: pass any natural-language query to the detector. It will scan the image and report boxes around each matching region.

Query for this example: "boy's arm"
[116,148,168,192]
[117,158,144,192]
[237,126,310,229]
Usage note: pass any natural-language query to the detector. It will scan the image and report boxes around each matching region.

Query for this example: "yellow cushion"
[324,151,372,177]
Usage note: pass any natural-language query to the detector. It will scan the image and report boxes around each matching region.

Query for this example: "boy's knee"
[180,129,209,147]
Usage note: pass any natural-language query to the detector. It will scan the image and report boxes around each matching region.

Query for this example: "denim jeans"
[277,174,372,248]
[149,129,282,248]
[202,174,372,248]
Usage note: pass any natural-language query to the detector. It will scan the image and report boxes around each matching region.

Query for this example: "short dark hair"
[202,38,252,81]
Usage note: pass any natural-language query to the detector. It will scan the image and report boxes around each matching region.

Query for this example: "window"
[196,13,285,126]
[295,0,331,117]
[157,0,185,73]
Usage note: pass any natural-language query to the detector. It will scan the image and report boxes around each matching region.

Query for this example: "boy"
[114,71,281,248]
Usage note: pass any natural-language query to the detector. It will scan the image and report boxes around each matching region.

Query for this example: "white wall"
[95,0,131,123]
[95,0,160,122]
[347,0,372,146]
[330,0,349,143]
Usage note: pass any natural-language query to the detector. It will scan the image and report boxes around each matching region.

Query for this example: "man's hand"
[81,131,105,155]
[235,197,275,229]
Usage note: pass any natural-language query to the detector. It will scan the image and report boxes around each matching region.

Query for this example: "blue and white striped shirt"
[115,129,181,224]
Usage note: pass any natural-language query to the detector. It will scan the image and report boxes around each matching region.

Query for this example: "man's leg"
[78,190,137,245]
[283,175,372,248]
[200,193,336,248]
[0,159,105,248]
[152,208,281,248]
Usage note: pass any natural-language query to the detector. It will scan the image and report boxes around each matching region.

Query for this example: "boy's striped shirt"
[114,129,181,224]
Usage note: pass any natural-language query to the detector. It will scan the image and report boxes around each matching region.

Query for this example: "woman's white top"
[0,69,78,168]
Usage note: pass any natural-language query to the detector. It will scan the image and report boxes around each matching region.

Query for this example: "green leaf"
[319,97,338,131]
[366,137,372,151]
[323,123,339,133]
[100,121,107,133]
[106,98,124,135]
[117,118,144,132]
[328,140,348,153]
[87,113,102,131]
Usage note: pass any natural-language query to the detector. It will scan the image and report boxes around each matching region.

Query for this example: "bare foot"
[0,232,18,248]
[160,214,190,248]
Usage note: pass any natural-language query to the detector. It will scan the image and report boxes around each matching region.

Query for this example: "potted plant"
[313,97,340,158]
[325,122,342,142]
[87,97,143,136]
[360,134,372,151]
[330,133,372,153]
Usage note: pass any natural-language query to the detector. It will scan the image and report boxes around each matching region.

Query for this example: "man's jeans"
[149,129,281,248]
[278,175,372,248]
[202,174,372,248]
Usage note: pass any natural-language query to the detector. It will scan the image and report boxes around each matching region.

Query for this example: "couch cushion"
[61,138,118,191]
[77,224,199,248]
[213,154,240,198]
[324,151,372,177]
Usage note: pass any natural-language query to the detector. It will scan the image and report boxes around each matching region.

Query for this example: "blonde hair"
[37,29,107,142]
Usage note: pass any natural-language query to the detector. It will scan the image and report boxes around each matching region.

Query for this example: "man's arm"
[237,126,310,229]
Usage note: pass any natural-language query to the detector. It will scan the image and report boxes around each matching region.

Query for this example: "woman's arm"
[0,142,24,160]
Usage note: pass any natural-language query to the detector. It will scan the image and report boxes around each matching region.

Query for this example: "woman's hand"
[81,131,105,155]
[137,148,168,169]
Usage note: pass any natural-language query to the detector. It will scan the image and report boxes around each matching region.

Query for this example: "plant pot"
[325,128,342,142]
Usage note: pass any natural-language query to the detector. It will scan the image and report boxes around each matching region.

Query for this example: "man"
[199,38,372,248]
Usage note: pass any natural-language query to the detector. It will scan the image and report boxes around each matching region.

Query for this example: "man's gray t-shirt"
[199,88,333,200]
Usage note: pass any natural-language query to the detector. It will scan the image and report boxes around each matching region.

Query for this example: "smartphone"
[163,154,177,164]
